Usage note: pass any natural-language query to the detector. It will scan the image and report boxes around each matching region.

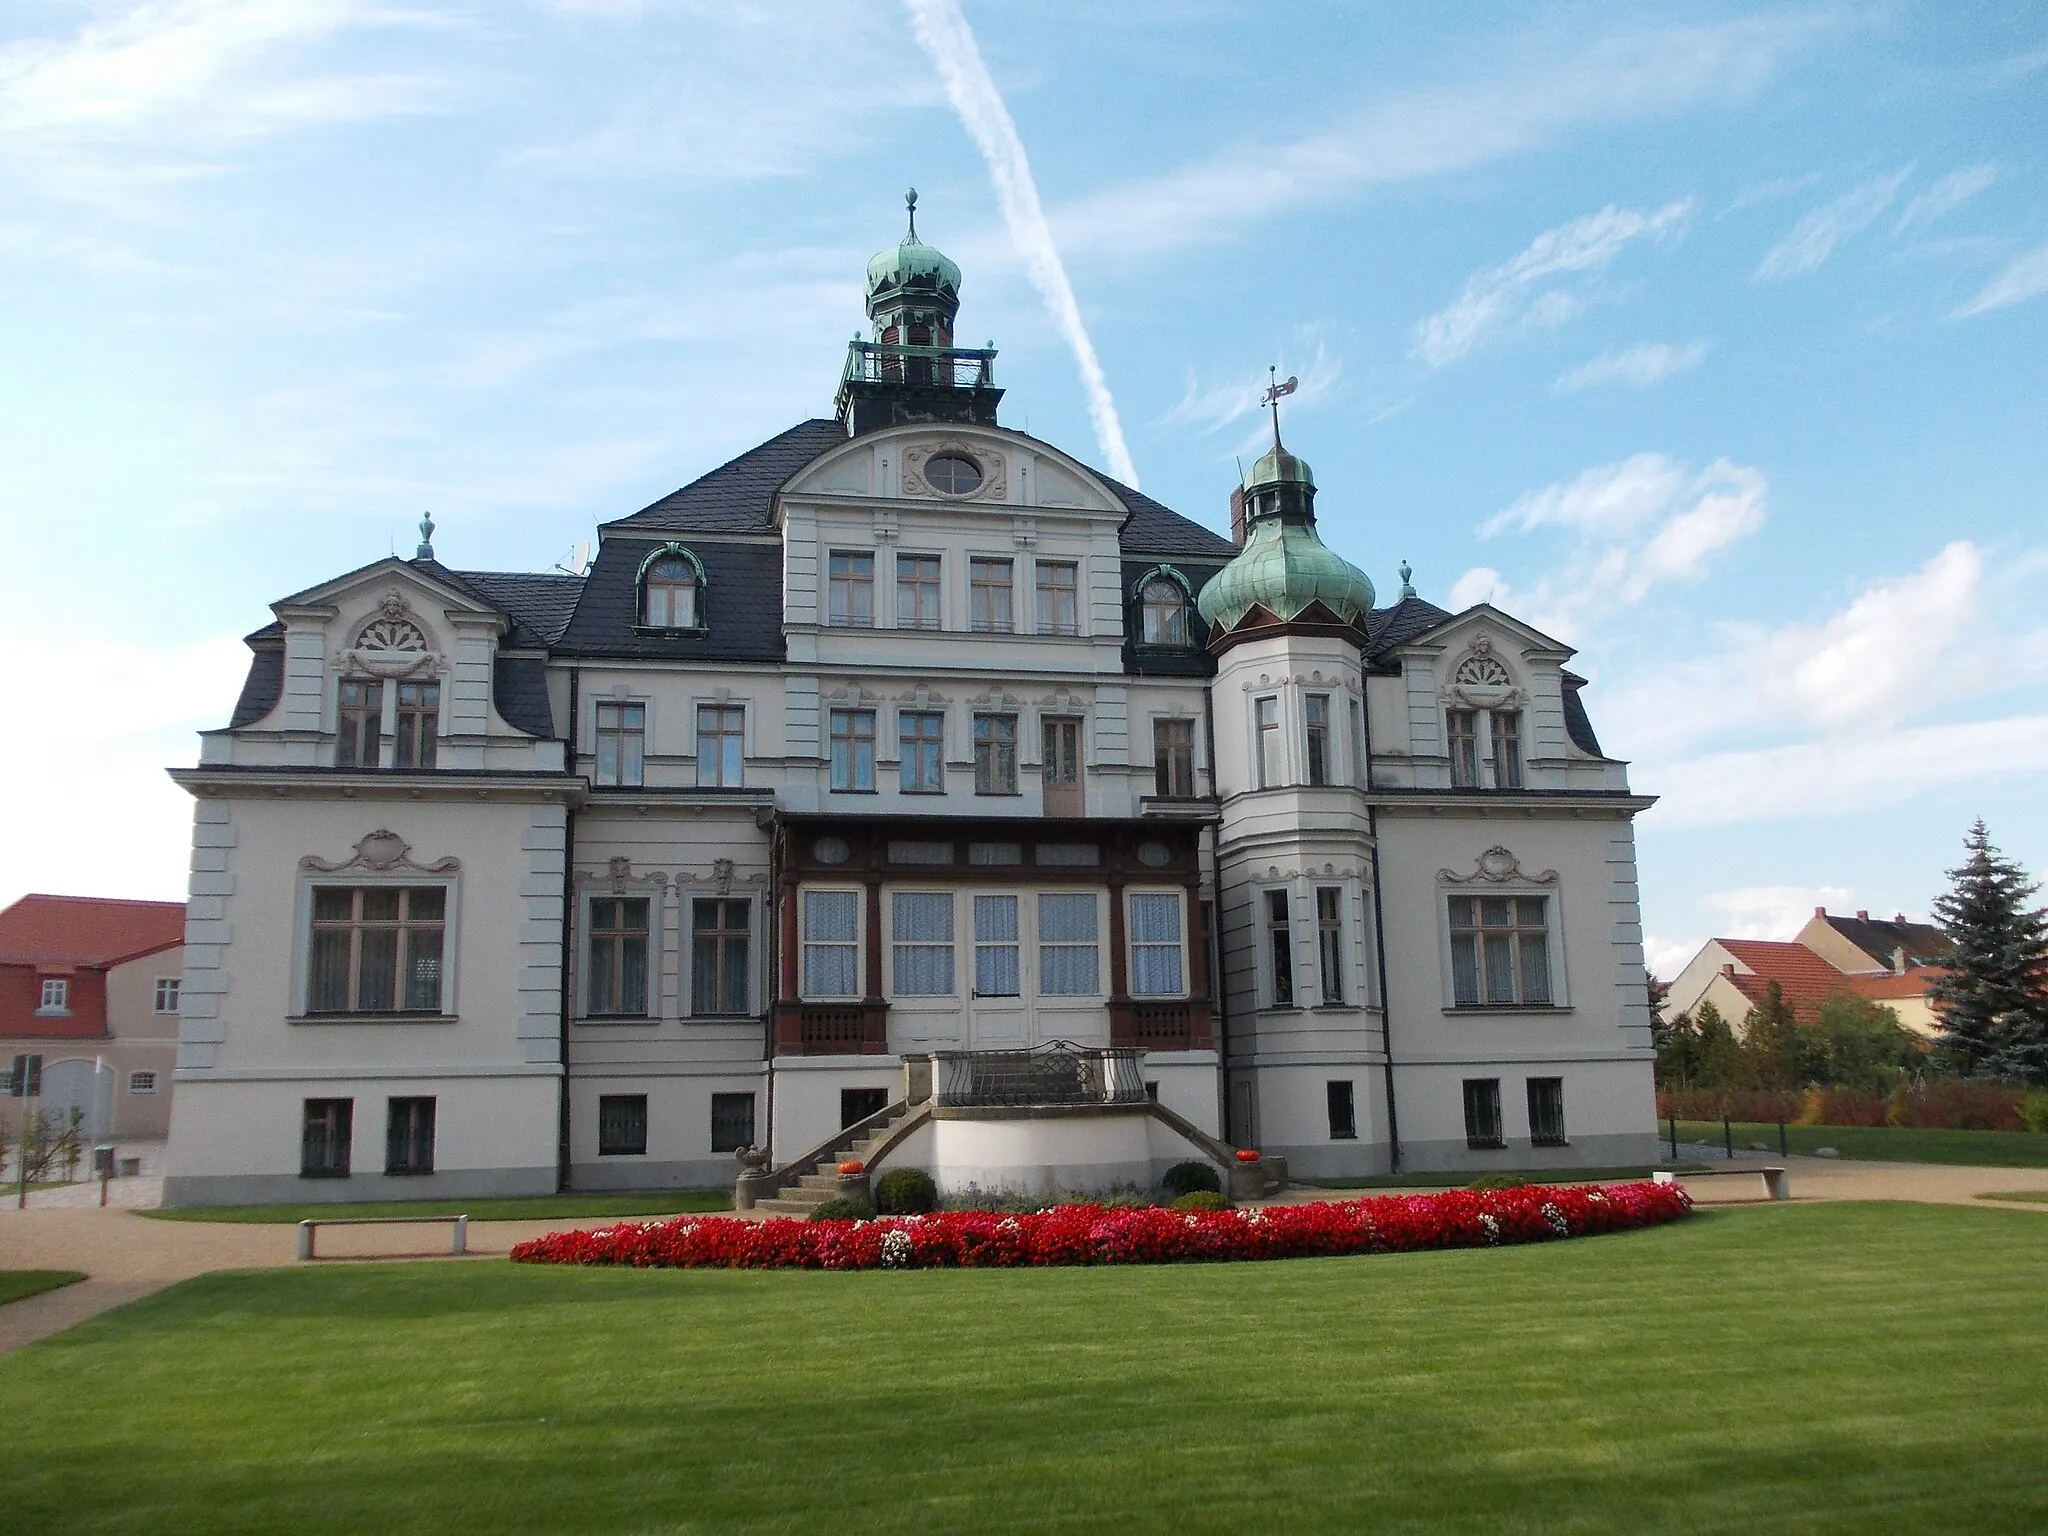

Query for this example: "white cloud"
[1053,16,1820,260]
[1725,172,1823,213]
[1896,163,1996,234]
[1755,167,1912,279]
[1413,199,1693,368]
[1484,452,1694,537]
[1701,885,1855,941]
[1954,240,2048,318]
[1159,339,1342,444]
[904,0,1137,486]
[1644,935,1701,979]
[0,625,252,908]
[1553,340,1709,392]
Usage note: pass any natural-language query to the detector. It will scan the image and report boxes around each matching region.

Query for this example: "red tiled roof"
[1847,967,1949,1001]
[1717,939,1865,1019]
[0,894,186,968]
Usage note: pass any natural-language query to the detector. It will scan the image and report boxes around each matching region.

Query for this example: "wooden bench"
[297,1214,469,1260]
[1655,1167,1789,1201]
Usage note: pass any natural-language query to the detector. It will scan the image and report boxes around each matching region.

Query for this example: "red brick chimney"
[1813,906,1827,917]
[1229,485,1246,548]
[1856,910,1869,921]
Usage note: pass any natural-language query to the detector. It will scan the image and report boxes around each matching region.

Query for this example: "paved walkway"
[3,1153,2044,1358]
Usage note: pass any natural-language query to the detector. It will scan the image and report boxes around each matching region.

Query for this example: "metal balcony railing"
[932,1041,1147,1109]
[841,340,998,390]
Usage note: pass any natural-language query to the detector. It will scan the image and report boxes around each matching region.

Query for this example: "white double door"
[966,892,1031,1049]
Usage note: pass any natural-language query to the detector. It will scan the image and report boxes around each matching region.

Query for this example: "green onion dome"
[1196,445,1375,631]
[867,189,960,302]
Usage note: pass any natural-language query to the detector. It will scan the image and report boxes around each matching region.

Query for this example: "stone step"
[754,1199,821,1216]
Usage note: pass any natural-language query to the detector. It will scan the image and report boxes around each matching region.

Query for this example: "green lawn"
[138,1190,731,1224]
[4,1203,2046,1533]
[1978,1190,2048,1204]
[1305,1163,1697,1190]
[0,1270,85,1307]
[1674,1119,2048,1166]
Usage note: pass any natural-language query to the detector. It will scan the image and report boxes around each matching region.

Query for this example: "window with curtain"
[587,896,650,1016]
[900,710,944,791]
[1490,709,1524,788]
[697,704,744,787]
[691,899,749,1015]
[336,678,382,767]
[1139,577,1189,646]
[1448,894,1552,1006]
[393,681,438,769]
[973,895,1020,997]
[829,707,875,791]
[1037,892,1099,996]
[1153,719,1195,797]
[802,891,859,997]
[1035,561,1079,635]
[973,713,1018,794]
[642,555,698,628]
[309,886,445,1014]
[1129,892,1185,997]
[970,558,1013,632]
[1447,709,1480,787]
[1304,694,1330,786]
[896,553,942,629]
[891,892,955,996]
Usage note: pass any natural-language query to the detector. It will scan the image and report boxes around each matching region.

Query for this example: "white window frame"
[1313,885,1347,1007]
[1253,695,1283,789]
[580,887,665,1021]
[799,886,863,1000]
[827,550,876,628]
[293,875,461,1020]
[37,977,70,1014]
[1033,559,1081,637]
[1257,884,1298,1010]
[592,694,650,788]
[828,706,878,793]
[1035,890,1103,998]
[1151,715,1198,798]
[1126,888,1189,1000]
[894,550,945,631]
[887,889,958,998]
[968,555,1016,634]
[693,700,747,788]
[153,977,181,1014]
[1439,886,1569,1011]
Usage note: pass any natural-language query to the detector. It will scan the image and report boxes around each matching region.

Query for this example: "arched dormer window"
[637,544,704,632]
[1136,567,1193,648]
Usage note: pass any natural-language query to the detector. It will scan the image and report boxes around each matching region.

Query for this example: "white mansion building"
[162,202,1659,1206]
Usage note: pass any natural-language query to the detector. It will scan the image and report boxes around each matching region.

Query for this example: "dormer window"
[1139,574,1192,647]
[639,546,703,631]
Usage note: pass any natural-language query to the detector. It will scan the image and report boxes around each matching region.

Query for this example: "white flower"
[879,1229,913,1268]
[1480,1213,1502,1246]
[1541,1202,1570,1238]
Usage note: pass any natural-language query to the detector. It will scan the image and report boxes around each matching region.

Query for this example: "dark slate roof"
[1561,680,1605,758]
[405,560,586,648]
[1106,477,1237,559]
[493,656,556,739]
[1120,557,1227,677]
[1820,913,1953,970]
[1363,596,1454,659]
[553,537,786,662]
[228,636,285,729]
[604,419,849,535]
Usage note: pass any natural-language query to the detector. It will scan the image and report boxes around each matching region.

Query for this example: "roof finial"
[416,511,435,561]
[1398,559,1415,599]
[1260,365,1298,451]
[905,186,918,241]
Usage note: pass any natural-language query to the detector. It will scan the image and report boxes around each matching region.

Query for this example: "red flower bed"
[509,1181,1691,1272]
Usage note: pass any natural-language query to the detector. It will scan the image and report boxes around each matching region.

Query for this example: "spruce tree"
[1929,820,2048,1084]
[1740,981,1802,1095]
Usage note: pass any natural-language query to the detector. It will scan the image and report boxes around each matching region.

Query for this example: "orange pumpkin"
[837,1159,865,1175]
[1235,1149,1261,1163]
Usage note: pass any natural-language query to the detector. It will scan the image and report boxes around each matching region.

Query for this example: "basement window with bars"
[711,1092,756,1154]
[598,1094,648,1156]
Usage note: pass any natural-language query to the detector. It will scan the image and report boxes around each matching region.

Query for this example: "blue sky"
[2,2,2044,972]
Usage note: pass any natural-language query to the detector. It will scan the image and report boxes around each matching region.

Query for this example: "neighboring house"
[161,200,1660,1206]
[1663,908,1951,1041]
[1,895,186,1140]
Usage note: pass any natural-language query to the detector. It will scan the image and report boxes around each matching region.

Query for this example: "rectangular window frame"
[895,552,943,630]
[1315,886,1345,1006]
[128,1070,158,1095]
[1326,1080,1357,1141]
[800,887,862,1000]
[889,890,957,998]
[1255,696,1281,789]
[899,710,946,793]
[710,1091,756,1154]
[1304,693,1331,786]
[1463,1078,1505,1149]
[689,897,752,1017]
[1527,1077,1567,1147]
[1446,891,1558,1009]
[37,978,69,1014]
[384,1096,436,1176]
[598,1094,649,1157]
[1036,890,1102,998]
[300,1098,353,1178]
[1153,718,1196,798]
[153,978,181,1014]
[1034,560,1080,636]
[1263,887,1295,1008]
[1127,890,1187,1000]
[828,707,877,792]
[1491,709,1524,789]
[969,556,1015,633]
[302,884,452,1018]
[973,713,1019,795]
[393,680,440,770]
[594,699,647,788]
[827,551,875,628]
[585,894,654,1020]
[695,702,746,788]
[335,678,383,769]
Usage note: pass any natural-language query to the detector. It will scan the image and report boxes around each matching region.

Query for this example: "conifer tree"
[1692,1001,1741,1091]
[1740,981,1802,1094]
[1929,820,2048,1084]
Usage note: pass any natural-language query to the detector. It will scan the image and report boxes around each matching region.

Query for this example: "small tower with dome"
[836,190,1004,435]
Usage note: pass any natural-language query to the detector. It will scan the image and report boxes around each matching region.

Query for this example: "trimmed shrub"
[875,1168,938,1215]
[1170,1191,1232,1212]
[1162,1161,1222,1197]
[2022,1092,2048,1134]
[808,1196,872,1222]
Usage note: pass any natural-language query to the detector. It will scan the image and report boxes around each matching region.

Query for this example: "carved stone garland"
[901,440,1007,502]
[300,830,460,876]
[1438,846,1558,887]
[340,590,441,680]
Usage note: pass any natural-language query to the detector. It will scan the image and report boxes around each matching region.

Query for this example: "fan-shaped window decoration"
[637,545,704,631]
[1136,568,1193,648]
[357,613,429,654]
[1454,654,1511,688]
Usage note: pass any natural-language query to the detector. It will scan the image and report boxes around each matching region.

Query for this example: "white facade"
[162,233,1658,1205]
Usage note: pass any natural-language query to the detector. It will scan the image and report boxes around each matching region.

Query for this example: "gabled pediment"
[780,423,1121,515]
[1393,602,1575,661]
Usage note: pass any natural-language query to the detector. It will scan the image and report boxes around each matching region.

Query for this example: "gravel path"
[4,1154,2045,1356]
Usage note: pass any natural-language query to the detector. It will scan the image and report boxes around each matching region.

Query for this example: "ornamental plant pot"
[1226,1160,1268,1200]
[838,1171,871,1202]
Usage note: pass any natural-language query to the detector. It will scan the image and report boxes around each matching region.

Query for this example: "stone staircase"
[752,1102,918,1217]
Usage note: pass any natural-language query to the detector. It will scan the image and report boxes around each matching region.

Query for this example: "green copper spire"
[1399,559,1415,599]
[416,512,435,561]
[865,187,962,308]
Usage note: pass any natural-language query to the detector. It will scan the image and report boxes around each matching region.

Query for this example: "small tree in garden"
[1693,1002,1742,1092]
[1655,1008,1701,1090]
[1740,982,1802,1093]
[1930,820,2048,1084]
[1812,994,1921,1091]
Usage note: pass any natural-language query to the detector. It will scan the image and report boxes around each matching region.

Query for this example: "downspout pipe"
[556,665,580,1192]
[1362,656,1401,1174]
[1201,683,1231,1141]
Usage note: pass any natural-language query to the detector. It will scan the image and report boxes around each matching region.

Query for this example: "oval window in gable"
[925,454,983,495]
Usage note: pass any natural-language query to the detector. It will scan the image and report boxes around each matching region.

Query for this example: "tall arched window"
[1140,575,1191,647]
[640,548,701,630]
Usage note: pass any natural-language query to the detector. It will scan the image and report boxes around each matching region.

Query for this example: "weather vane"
[1260,365,1298,448]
